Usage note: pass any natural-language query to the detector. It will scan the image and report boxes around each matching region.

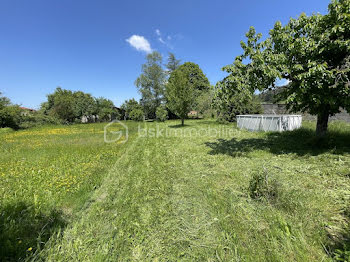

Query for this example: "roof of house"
[20,107,36,112]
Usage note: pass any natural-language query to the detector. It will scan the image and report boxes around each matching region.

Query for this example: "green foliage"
[0,92,22,129]
[213,36,264,122]
[220,0,350,135]
[95,97,116,122]
[0,92,63,129]
[214,84,262,122]
[166,53,181,73]
[129,108,144,121]
[193,88,215,118]
[333,245,350,261]
[166,69,195,125]
[135,51,166,119]
[0,105,22,129]
[176,62,210,92]
[121,99,142,119]
[248,170,280,202]
[73,91,96,120]
[46,88,76,123]
[258,86,286,103]
[0,92,11,108]
[155,105,168,122]
[19,112,61,129]
[43,87,116,123]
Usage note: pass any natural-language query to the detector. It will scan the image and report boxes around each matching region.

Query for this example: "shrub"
[19,112,61,129]
[0,106,22,129]
[129,109,144,121]
[248,170,279,202]
[214,93,262,122]
[156,105,168,122]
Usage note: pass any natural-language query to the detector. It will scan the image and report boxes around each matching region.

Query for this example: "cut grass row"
[0,122,139,261]
[1,120,350,261]
[34,121,350,260]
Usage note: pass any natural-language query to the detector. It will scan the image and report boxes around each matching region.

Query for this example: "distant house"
[20,107,36,116]
[188,110,198,118]
[20,107,36,112]
[112,106,124,120]
[81,106,124,123]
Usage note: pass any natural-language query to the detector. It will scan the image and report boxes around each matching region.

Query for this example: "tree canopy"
[215,0,350,135]
[42,87,117,123]
[120,98,143,119]
[166,69,195,126]
[176,62,210,92]
[135,51,167,119]
[166,53,181,73]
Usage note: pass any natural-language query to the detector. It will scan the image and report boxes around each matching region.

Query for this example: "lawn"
[1,120,350,261]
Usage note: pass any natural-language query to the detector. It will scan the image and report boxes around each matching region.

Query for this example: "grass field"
[1,120,350,261]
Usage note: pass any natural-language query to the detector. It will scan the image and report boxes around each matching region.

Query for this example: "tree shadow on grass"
[205,127,350,157]
[326,208,350,260]
[168,124,191,128]
[0,202,66,261]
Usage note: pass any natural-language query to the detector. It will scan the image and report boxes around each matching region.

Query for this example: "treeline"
[0,88,118,129]
[123,52,218,125]
[123,51,261,125]
[40,88,118,123]
[2,0,348,134]
[214,0,350,135]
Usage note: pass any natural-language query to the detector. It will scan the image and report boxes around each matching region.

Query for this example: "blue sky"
[0,0,329,108]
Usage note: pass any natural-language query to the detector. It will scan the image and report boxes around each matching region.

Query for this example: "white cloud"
[126,35,152,53]
[155,29,170,46]
[158,37,165,44]
[154,29,176,49]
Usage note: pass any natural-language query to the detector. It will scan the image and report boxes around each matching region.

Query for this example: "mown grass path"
[34,120,350,261]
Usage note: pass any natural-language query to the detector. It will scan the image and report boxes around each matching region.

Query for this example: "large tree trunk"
[181,118,184,126]
[316,109,329,136]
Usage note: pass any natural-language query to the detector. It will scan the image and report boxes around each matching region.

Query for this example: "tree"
[214,43,264,122]
[95,97,115,122]
[46,87,75,123]
[0,92,11,109]
[166,70,195,126]
[0,92,22,129]
[156,105,168,122]
[73,91,96,121]
[193,86,216,118]
[269,0,350,135]
[129,108,144,121]
[176,62,210,92]
[219,0,350,135]
[120,98,142,119]
[258,86,285,103]
[135,51,166,119]
[214,80,262,122]
[166,53,181,73]
[42,87,117,123]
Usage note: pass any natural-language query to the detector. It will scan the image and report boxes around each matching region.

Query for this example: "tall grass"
[1,120,350,261]
[0,122,138,261]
